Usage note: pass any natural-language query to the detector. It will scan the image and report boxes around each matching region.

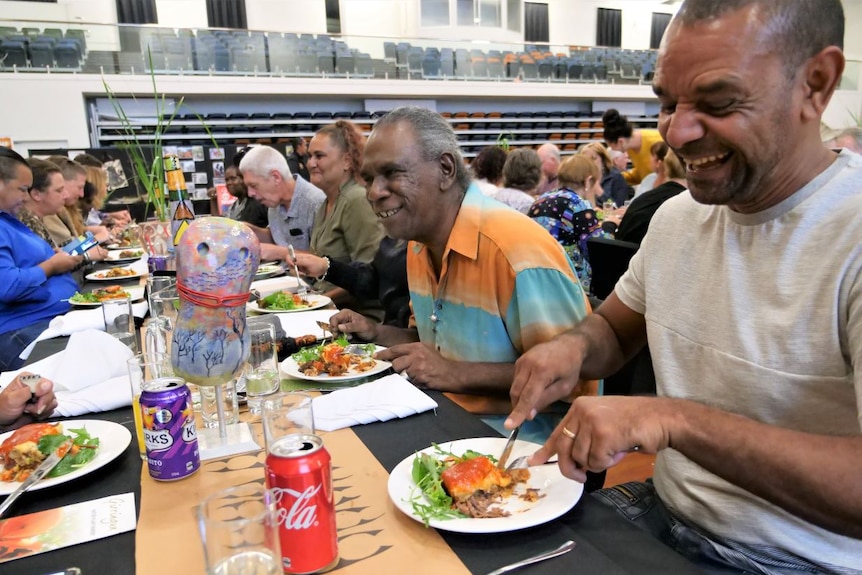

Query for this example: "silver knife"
[0,439,72,518]
[496,426,520,470]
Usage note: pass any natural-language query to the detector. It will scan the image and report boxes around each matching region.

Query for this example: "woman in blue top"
[0,147,81,370]
[528,154,610,293]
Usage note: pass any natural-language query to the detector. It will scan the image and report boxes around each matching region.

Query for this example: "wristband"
[316,256,330,282]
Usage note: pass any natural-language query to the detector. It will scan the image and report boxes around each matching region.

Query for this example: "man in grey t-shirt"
[238,145,325,261]
[506,1,862,573]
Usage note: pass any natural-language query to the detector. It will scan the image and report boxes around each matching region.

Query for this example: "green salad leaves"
[290,336,376,364]
[409,445,493,526]
[39,427,100,478]
[259,291,309,311]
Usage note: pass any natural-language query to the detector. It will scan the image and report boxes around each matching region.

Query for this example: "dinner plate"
[248,293,332,314]
[106,243,141,250]
[387,437,583,534]
[254,263,285,281]
[69,285,146,307]
[105,249,146,263]
[280,345,391,382]
[0,419,132,495]
[85,268,146,282]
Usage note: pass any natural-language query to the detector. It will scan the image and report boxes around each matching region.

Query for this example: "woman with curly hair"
[307,120,384,319]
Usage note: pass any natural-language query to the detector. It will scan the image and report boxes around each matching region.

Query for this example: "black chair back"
[586,236,640,300]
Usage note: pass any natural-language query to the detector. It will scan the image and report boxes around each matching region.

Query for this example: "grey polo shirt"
[267,175,326,251]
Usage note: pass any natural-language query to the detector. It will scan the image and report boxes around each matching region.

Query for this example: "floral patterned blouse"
[528,187,610,292]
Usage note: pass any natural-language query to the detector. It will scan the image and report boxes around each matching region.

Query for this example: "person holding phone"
[0,372,57,431]
[0,147,81,371]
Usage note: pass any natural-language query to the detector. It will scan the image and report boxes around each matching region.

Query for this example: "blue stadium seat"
[0,40,27,68]
[29,40,55,68]
[335,54,354,75]
[354,52,373,77]
[54,39,82,68]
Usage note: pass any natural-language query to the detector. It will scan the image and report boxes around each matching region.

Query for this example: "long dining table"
[7,332,706,575]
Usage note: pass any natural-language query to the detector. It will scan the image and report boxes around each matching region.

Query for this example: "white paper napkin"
[251,275,305,296]
[1,330,136,417]
[312,374,438,431]
[19,301,149,360]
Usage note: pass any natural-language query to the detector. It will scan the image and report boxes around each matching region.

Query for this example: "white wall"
[545,0,679,49]
[154,0,209,29]
[245,0,327,34]
[0,0,118,50]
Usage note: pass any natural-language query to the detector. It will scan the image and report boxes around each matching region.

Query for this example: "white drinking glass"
[261,392,314,453]
[245,324,281,415]
[102,295,137,352]
[126,352,173,460]
[196,483,282,575]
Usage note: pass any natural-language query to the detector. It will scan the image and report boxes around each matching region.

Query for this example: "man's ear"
[270,169,282,184]
[439,152,457,190]
[800,45,844,122]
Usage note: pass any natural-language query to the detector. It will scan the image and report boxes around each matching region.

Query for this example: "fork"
[287,245,307,296]
[485,540,576,575]
[505,456,559,471]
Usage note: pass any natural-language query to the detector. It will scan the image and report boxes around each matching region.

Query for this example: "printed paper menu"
[0,492,136,563]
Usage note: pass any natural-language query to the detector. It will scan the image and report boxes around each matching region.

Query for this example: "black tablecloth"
[5,407,141,575]
[354,392,704,575]
[7,339,703,575]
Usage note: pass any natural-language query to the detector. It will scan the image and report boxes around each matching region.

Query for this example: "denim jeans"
[592,481,843,575]
[0,319,52,371]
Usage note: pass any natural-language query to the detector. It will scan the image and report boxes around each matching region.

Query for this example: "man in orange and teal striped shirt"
[330,107,591,427]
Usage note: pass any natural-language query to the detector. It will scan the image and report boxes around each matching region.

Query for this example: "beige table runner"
[137,419,471,574]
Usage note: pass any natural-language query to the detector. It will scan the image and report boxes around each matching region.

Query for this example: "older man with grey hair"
[329,106,592,445]
[536,142,561,194]
[238,145,325,260]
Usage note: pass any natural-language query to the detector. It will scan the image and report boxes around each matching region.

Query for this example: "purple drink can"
[148,255,168,273]
[140,377,200,481]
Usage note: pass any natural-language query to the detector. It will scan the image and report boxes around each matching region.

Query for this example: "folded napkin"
[19,301,149,360]
[1,329,136,417]
[277,309,339,339]
[312,374,438,431]
[251,275,306,296]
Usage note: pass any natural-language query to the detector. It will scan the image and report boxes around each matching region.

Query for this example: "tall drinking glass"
[197,483,282,575]
[261,392,314,453]
[102,295,137,352]
[127,352,173,459]
[245,324,281,415]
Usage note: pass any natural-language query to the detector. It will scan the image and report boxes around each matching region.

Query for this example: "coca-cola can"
[265,434,338,574]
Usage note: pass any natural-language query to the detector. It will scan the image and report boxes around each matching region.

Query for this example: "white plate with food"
[387,437,583,534]
[106,242,142,250]
[280,341,390,382]
[105,249,145,263]
[85,267,146,281]
[254,263,285,281]
[0,420,131,495]
[68,285,146,307]
[248,293,331,314]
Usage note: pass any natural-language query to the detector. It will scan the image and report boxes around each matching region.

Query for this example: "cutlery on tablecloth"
[497,427,519,470]
[484,540,576,575]
[287,245,307,296]
[0,439,72,518]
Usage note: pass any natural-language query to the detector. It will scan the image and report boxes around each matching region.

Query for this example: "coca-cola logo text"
[272,485,320,530]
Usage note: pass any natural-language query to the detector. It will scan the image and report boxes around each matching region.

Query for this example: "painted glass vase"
[171,217,260,386]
